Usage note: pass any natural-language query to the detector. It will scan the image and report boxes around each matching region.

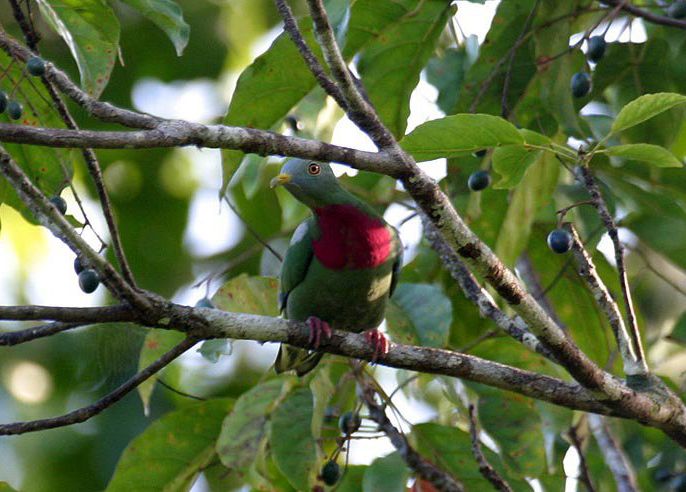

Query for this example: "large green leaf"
[211,274,279,317]
[400,114,523,161]
[36,0,120,97]
[136,329,185,415]
[119,0,190,55]
[386,283,452,348]
[356,1,452,137]
[602,143,683,168]
[492,145,543,190]
[0,483,18,492]
[106,399,232,492]
[270,387,317,491]
[611,93,686,135]
[667,312,686,345]
[216,378,291,473]
[362,452,409,492]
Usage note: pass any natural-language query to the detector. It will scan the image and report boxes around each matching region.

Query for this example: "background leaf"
[611,93,686,135]
[602,143,683,168]
[119,0,190,55]
[386,283,452,348]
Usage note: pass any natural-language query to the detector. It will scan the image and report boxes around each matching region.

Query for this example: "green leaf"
[362,452,409,492]
[602,143,683,168]
[611,93,686,135]
[36,0,120,97]
[119,0,190,55]
[667,312,686,345]
[216,378,291,473]
[136,329,185,415]
[492,145,544,189]
[0,483,18,492]
[270,387,317,491]
[400,114,523,161]
[337,465,368,492]
[357,1,452,137]
[426,47,470,114]
[106,399,232,492]
[495,147,559,266]
[211,274,279,317]
[386,283,452,347]
[197,338,232,363]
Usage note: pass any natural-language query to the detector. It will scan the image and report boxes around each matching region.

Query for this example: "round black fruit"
[321,460,340,486]
[7,101,23,120]
[27,57,46,76]
[468,170,491,191]
[338,411,361,435]
[74,256,85,274]
[586,36,606,63]
[195,297,214,308]
[0,91,7,113]
[49,195,67,215]
[571,72,591,98]
[667,1,686,19]
[79,269,100,294]
[547,229,572,254]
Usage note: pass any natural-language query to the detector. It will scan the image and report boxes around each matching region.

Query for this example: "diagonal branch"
[0,336,197,435]
[468,404,513,492]
[588,414,638,492]
[567,224,646,376]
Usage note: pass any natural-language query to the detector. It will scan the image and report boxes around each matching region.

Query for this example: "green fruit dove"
[270,159,402,376]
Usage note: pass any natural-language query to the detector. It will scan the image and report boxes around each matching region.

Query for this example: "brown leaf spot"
[146,339,159,350]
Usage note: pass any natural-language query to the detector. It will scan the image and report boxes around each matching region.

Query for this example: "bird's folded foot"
[307,316,333,349]
[364,329,389,362]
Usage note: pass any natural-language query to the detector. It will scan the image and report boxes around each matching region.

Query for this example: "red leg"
[306,316,333,349]
[364,329,390,362]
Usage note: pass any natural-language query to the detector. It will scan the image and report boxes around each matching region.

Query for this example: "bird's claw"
[307,316,332,349]
[364,329,390,363]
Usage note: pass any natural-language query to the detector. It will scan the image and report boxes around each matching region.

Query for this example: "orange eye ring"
[307,163,321,175]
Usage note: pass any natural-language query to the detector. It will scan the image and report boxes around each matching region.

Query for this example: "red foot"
[307,316,332,348]
[364,329,390,362]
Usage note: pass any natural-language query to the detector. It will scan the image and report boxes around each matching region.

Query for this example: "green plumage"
[270,159,402,376]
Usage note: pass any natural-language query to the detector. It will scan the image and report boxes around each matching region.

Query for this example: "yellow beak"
[270,173,292,188]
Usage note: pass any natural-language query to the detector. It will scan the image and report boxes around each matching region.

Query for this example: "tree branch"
[567,224,646,375]
[578,166,646,370]
[588,414,638,492]
[0,336,197,435]
[601,0,686,30]
[468,404,513,492]
[358,374,465,492]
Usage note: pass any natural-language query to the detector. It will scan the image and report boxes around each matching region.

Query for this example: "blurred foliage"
[0,0,685,491]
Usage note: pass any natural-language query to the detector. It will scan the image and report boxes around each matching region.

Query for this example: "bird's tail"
[274,344,324,377]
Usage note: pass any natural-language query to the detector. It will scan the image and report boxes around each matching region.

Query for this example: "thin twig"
[578,166,646,369]
[224,197,283,262]
[588,414,638,492]
[568,422,597,492]
[273,0,348,110]
[628,245,686,297]
[0,337,197,435]
[157,378,206,401]
[0,322,83,346]
[356,372,465,492]
[468,404,513,492]
[601,0,686,30]
[567,224,646,376]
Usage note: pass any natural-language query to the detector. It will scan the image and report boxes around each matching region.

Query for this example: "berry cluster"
[571,36,607,99]
[0,57,47,122]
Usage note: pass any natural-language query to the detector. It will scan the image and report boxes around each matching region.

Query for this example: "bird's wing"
[389,225,403,297]
[279,217,316,313]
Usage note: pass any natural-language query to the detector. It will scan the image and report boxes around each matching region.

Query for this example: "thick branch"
[0,336,197,435]
[567,224,646,375]
[588,414,638,492]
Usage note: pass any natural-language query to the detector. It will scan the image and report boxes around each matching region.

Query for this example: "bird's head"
[270,159,342,208]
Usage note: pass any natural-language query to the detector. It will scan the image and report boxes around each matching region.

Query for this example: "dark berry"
[586,36,606,63]
[320,460,340,486]
[284,115,303,133]
[195,297,214,308]
[7,101,23,120]
[338,411,361,435]
[0,91,7,113]
[472,149,487,158]
[467,170,491,191]
[547,229,573,254]
[74,256,85,274]
[78,269,99,293]
[667,1,686,19]
[571,72,592,98]
[27,57,46,77]
[49,195,67,215]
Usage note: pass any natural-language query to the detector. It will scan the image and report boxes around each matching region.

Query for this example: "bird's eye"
[307,163,321,175]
